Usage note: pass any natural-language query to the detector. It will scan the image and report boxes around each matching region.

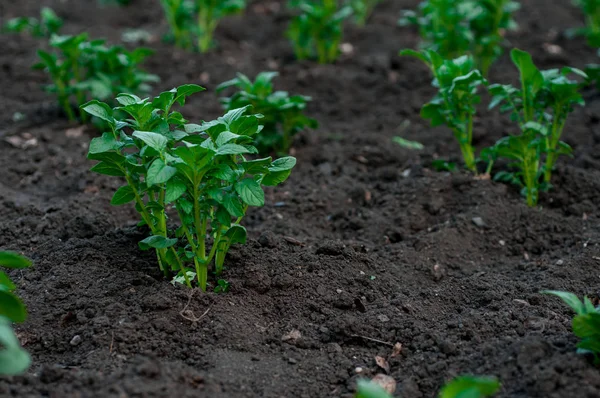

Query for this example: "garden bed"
[1,0,600,397]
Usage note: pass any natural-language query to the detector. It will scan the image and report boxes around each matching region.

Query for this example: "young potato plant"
[217,72,318,154]
[287,0,354,64]
[355,376,499,398]
[543,291,600,364]
[348,0,381,25]
[572,0,600,47]
[0,251,32,375]
[400,49,487,172]
[159,0,246,52]
[3,7,63,38]
[83,85,296,291]
[487,49,586,206]
[400,0,519,76]
[35,33,158,122]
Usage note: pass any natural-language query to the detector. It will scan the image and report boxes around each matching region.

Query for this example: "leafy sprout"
[400,49,487,172]
[0,251,32,376]
[217,72,318,155]
[35,33,158,122]
[159,0,247,52]
[571,0,600,47]
[487,49,586,206]
[439,376,500,398]
[287,0,354,64]
[543,291,600,364]
[348,0,381,25]
[400,0,519,76]
[2,7,63,38]
[83,85,296,291]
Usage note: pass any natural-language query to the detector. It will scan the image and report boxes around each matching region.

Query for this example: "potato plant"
[487,49,586,206]
[355,376,499,398]
[543,291,600,364]
[400,49,487,172]
[217,72,318,154]
[287,0,353,64]
[400,0,519,76]
[0,251,32,375]
[159,0,246,52]
[35,33,158,122]
[3,7,63,38]
[348,0,381,25]
[572,0,600,47]
[83,85,296,291]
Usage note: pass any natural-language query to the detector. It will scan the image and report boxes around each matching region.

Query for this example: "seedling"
[400,0,519,76]
[287,0,353,64]
[571,0,600,47]
[83,85,296,291]
[214,279,231,293]
[348,0,381,25]
[0,251,32,375]
[400,49,487,172]
[439,376,500,398]
[487,49,586,206]
[3,7,63,38]
[217,72,318,154]
[543,290,600,364]
[159,0,247,52]
[35,33,158,122]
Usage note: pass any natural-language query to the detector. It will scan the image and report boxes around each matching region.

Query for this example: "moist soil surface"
[1,0,600,397]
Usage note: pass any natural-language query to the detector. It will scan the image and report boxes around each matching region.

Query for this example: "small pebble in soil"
[472,217,486,228]
[355,367,363,374]
[70,335,82,346]
[556,259,564,266]
[377,314,390,322]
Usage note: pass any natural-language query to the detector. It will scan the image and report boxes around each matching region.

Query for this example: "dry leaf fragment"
[391,342,402,358]
[375,356,390,373]
[282,329,302,344]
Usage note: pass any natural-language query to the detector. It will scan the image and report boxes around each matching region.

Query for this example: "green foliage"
[572,0,600,47]
[2,7,63,38]
[35,33,158,122]
[400,49,487,172]
[400,0,519,76]
[355,380,391,398]
[439,376,500,398]
[217,72,318,154]
[487,49,586,206]
[159,0,246,52]
[543,291,600,364]
[287,0,353,64]
[392,136,425,150]
[0,251,32,375]
[214,279,231,293]
[83,85,296,291]
[348,0,381,25]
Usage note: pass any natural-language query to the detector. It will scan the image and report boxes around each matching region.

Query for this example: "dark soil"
[1,0,600,397]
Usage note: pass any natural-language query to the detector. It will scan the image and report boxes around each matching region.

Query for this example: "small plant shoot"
[217,72,318,154]
[160,0,247,52]
[487,49,586,206]
[400,49,487,172]
[35,33,158,122]
[571,0,600,47]
[3,7,63,38]
[0,251,32,375]
[543,290,600,364]
[287,0,354,64]
[354,379,391,398]
[83,85,296,291]
[400,0,519,76]
[439,376,501,398]
[348,0,381,25]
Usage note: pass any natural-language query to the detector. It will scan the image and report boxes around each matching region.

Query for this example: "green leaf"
[242,157,272,174]
[166,180,187,202]
[355,379,392,398]
[0,272,15,292]
[439,376,500,398]
[88,133,122,159]
[393,136,424,150]
[269,156,296,172]
[138,235,178,250]
[225,225,247,245]
[223,195,245,217]
[0,252,32,269]
[235,178,265,206]
[111,186,136,206]
[147,159,177,186]
[81,100,114,126]
[262,170,292,186]
[0,291,27,323]
[0,318,30,375]
[215,131,240,147]
[90,162,125,177]
[542,290,589,315]
[216,143,252,155]
[174,84,205,106]
[133,131,168,153]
